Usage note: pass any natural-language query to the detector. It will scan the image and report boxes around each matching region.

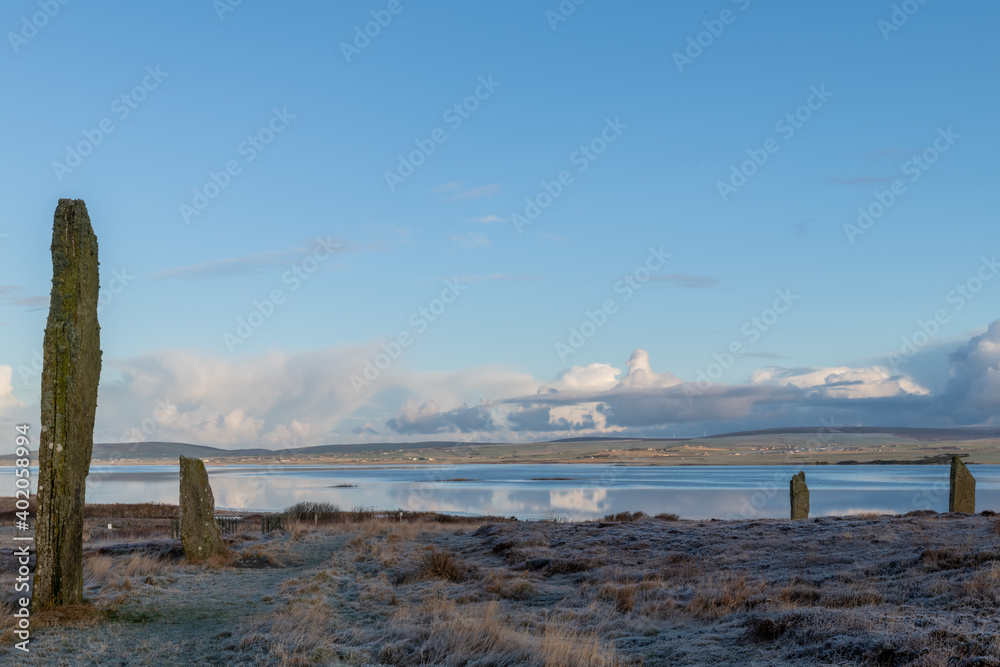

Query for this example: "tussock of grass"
[283,501,341,521]
[420,548,468,582]
[686,573,763,619]
[602,511,647,522]
[203,549,236,569]
[236,602,332,665]
[84,552,174,589]
[376,600,620,667]
[484,571,538,600]
[34,603,103,628]
[599,582,637,613]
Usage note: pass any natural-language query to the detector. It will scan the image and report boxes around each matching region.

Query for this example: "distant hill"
[1,426,997,464]
[704,426,1000,442]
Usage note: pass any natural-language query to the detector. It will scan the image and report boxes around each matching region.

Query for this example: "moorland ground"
[2,501,999,666]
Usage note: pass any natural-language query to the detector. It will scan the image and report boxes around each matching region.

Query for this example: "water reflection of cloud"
[61,464,1000,520]
[550,489,609,513]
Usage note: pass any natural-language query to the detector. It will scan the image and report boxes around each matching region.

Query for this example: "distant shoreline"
[0,457,988,468]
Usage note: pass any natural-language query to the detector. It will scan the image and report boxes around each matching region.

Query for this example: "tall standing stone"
[33,200,102,609]
[178,455,224,561]
[790,471,809,520]
[949,456,975,514]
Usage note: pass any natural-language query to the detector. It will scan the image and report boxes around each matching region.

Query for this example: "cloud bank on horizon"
[2,321,997,449]
[1,4,997,451]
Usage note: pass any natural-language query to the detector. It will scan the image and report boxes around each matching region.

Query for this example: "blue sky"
[1,1,998,447]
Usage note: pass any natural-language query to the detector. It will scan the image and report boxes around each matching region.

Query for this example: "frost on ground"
[2,511,999,666]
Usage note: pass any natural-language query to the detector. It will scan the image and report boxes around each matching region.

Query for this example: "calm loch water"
[10,464,1000,520]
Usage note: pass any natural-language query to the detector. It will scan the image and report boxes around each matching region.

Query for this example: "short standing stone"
[790,471,809,520]
[33,199,102,610]
[949,456,975,514]
[179,455,224,561]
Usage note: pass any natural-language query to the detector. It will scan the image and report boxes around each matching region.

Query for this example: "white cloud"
[0,366,25,412]
[751,365,929,398]
[618,349,682,389]
[76,322,1000,448]
[0,366,28,435]
[543,363,621,393]
[938,321,1000,421]
[96,347,373,448]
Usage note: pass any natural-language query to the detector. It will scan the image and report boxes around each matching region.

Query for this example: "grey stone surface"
[179,455,224,561]
[33,199,102,610]
[949,456,976,514]
[790,471,809,520]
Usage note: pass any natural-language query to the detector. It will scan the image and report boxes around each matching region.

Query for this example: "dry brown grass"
[599,582,637,613]
[9,507,1000,665]
[236,602,333,666]
[377,599,620,666]
[83,518,174,542]
[84,503,178,519]
[848,511,892,520]
[483,570,538,600]
[83,552,174,589]
[419,548,468,582]
[686,572,763,619]
[961,562,1000,603]
[602,511,647,522]
[540,625,620,667]
[33,603,103,628]
[203,549,236,569]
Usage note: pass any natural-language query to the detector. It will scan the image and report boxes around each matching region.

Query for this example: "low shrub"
[602,511,647,522]
[283,502,341,521]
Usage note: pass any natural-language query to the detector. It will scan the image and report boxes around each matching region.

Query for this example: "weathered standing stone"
[179,455,224,561]
[790,471,809,520]
[949,456,976,514]
[33,200,102,610]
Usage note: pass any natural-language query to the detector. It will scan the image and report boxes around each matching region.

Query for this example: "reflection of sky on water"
[3,464,999,520]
